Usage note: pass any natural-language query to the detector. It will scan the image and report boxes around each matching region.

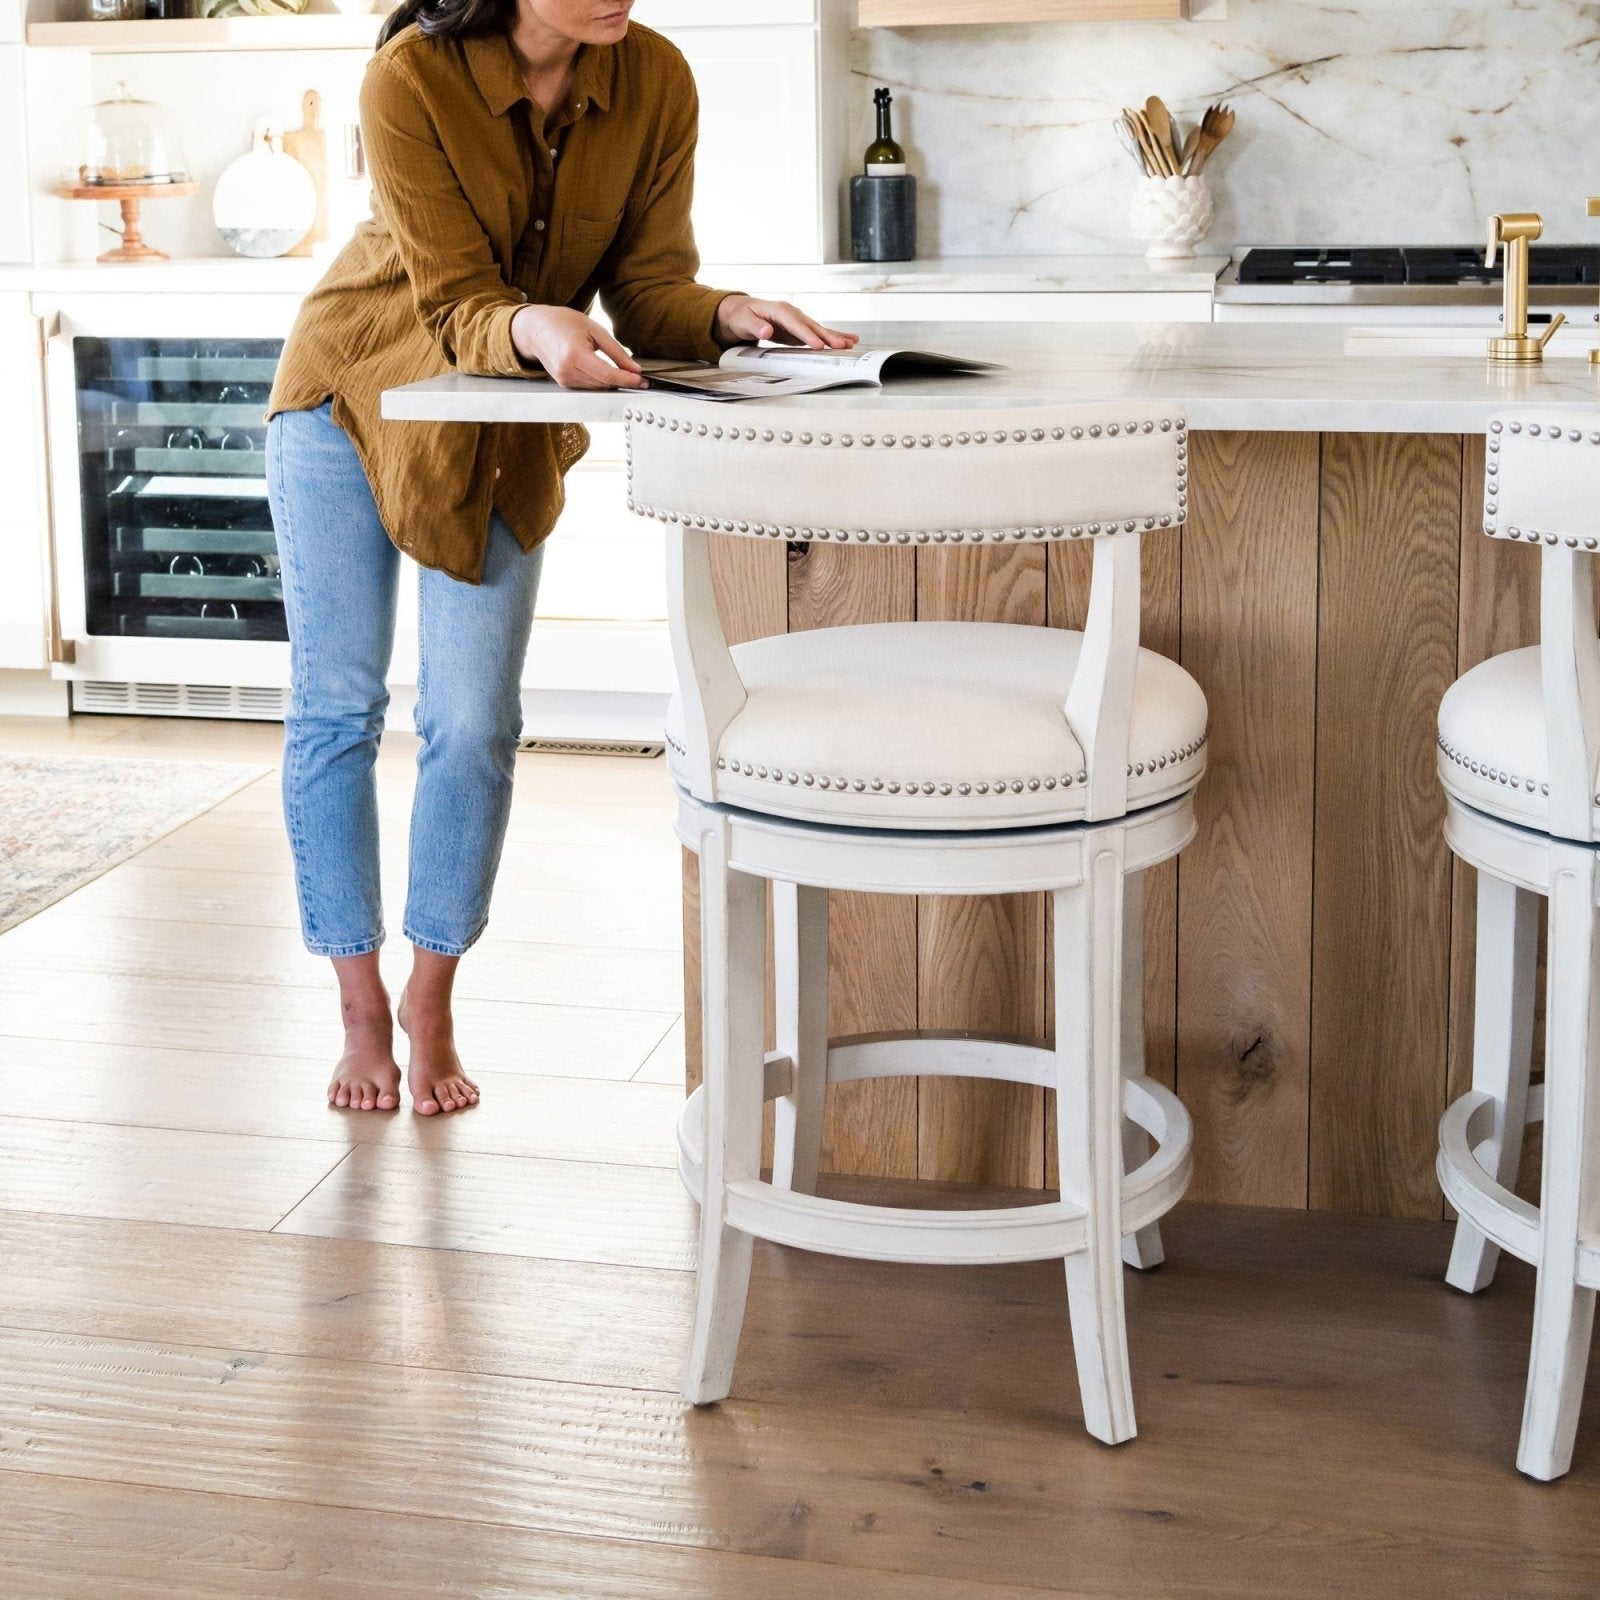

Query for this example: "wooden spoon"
[1143,96,1182,178]
[1120,107,1162,177]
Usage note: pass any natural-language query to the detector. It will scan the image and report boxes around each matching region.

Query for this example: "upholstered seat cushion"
[665,621,1208,831]
[1437,645,1595,836]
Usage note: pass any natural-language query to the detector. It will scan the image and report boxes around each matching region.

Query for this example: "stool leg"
[772,881,829,1196]
[1119,870,1164,1271]
[684,824,766,1406]
[1518,850,1600,1481]
[1054,844,1137,1446]
[1446,872,1538,1294]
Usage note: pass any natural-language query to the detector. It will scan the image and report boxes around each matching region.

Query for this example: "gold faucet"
[1588,197,1600,366]
[1486,212,1565,363]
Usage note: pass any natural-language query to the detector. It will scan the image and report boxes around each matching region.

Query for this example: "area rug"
[0,753,271,934]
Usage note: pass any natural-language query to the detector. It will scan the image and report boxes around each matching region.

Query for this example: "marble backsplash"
[848,0,1600,255]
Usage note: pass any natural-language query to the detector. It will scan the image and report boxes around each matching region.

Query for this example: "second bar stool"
[1436,409,1600,1480]
[627,399,1207,1445]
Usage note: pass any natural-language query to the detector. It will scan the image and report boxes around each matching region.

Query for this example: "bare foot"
[397,985,481,1115]
[328,1006,402,1112]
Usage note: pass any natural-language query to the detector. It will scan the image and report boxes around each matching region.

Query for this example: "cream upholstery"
[1436,647,1585,835]
[666,621,1208,830]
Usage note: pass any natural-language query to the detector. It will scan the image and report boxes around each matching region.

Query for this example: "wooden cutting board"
[282,89,327,259]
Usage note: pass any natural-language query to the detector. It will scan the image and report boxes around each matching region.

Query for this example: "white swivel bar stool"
[627,400,1207,1445]
[1437,408,1600,1481]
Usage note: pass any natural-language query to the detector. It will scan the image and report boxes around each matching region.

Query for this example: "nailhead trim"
[1483,419,1600,542]
[1437,734,1553,799]
[623,408,1188,544]
[699,733,1208,799]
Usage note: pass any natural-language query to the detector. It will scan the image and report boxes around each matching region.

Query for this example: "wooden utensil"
[1143,96,1182,178]
[1123,107,1171,177]
[282,89,327,259]
[1188,102,1235,176]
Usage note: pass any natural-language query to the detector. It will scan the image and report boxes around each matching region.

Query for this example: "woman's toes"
[376,1087,400,1111]
[415,1094,441,1115]
[332,1082,351,1108]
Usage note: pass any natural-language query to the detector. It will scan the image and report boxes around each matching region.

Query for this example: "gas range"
[1215,245,1600,321]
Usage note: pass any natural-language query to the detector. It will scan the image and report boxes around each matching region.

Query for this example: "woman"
[265,0,855,1116]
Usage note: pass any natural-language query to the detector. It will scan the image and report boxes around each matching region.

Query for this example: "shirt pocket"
[549,210,624,307]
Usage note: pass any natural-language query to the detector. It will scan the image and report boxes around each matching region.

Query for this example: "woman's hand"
[714,295,859,351]
[510,305,648,390]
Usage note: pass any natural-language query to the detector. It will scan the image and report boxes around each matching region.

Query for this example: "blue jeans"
[266,401,544,958]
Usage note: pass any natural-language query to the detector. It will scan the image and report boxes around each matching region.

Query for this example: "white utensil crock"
[1130,174,1214,261]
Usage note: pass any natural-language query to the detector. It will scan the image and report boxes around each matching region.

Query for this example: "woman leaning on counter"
[264,0,855,1118]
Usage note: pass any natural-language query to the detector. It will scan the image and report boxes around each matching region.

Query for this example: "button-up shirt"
[268,22,733,583]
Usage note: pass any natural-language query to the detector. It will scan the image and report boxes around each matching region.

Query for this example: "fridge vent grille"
[517,737,664,759]
[74,680,290,722]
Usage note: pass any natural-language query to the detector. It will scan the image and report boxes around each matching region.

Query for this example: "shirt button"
[533,219,546,232]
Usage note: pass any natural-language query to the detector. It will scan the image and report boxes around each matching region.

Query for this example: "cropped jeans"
[266,401,544,958]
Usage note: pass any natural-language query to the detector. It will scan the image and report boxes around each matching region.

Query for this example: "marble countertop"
[0,253,1226,297]
[382,321,1600,435]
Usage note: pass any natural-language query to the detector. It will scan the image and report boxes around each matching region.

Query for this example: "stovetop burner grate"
[1238,245,1600,288]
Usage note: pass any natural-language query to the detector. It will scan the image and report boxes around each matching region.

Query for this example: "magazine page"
[718,345,1004,378]
[636,362,875,402]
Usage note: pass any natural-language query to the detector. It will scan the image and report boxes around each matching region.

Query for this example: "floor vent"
[73,680,290,721]
[517,736,664,759]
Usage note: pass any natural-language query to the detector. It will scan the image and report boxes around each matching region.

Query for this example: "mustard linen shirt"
[268,22,732,583]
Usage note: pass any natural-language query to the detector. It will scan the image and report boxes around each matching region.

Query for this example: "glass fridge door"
[72,336,286,643]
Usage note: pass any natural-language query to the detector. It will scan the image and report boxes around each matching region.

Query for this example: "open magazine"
[636,343,1003,401]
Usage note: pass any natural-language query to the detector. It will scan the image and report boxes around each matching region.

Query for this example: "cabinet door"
[659,23,822,265]
[0,297,49,671]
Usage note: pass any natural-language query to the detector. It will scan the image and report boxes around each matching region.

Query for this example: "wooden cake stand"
[57,181,199,264]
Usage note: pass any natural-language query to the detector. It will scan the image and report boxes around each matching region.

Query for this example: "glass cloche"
[64,82,190,189]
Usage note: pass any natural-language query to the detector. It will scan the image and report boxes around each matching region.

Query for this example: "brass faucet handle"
[1537,312,1567,351]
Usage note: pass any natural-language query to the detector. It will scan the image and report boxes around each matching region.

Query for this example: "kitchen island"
[386,321,1600,1220]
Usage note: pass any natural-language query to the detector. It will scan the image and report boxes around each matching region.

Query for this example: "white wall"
[849,0,1600,255]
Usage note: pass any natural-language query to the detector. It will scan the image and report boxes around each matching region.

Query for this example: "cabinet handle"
[33,314,76,667]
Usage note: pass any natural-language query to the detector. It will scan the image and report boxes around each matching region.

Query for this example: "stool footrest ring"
[679,1036,1193,1268]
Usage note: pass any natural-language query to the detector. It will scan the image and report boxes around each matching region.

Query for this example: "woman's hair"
[377,0,515,49]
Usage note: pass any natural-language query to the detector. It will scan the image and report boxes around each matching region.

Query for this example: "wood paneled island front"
[385,321,1600,1219]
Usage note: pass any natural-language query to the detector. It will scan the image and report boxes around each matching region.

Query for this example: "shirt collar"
[466,30,616,120]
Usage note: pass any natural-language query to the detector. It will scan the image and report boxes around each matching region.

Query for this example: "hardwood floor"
[2,711,1598,1599]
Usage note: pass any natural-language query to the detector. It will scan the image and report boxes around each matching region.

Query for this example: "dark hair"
[377,0,515,50]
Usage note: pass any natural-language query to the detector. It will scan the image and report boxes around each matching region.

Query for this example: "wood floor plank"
[4,1316,1599,1599]
[1,913,683,1014]
[1177,433,1320,1206]
[50,863,685,951]
[2,1474,1060,1600]
[1312,434,1462,1217]
[0,1117,346,1229]
[271,1144,699,1269]
[7,1036,683,1165]
[0,971,676,1081]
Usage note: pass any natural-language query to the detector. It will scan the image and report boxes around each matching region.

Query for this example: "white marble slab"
[382,322,1600,436]
[852,0,1600,257]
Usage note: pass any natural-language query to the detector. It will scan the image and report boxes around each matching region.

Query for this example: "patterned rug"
[0,753,271,935]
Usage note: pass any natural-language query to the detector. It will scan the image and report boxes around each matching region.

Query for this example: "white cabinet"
[0,293,50,670]
[655,0,849,266]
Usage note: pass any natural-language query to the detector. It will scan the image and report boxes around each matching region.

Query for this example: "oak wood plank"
[0,971,676,1081]
[1312,434,1462,1216]
[2,1474,1056,1600]
[272,1144,699,1269]
[790,540,921,1178]
[0,1116,346,1230]
[5,1313,1600,1598]
[1,1036,684,1166]
[1177,433,1320,1206]
[916,542,1048,1187]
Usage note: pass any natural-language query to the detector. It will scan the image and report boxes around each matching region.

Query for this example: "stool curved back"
[625,398,1189,824]
[1476,411,1600,841]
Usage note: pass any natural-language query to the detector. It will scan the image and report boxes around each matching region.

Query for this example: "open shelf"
[857,0,1208,21]
[26,13,383,51]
